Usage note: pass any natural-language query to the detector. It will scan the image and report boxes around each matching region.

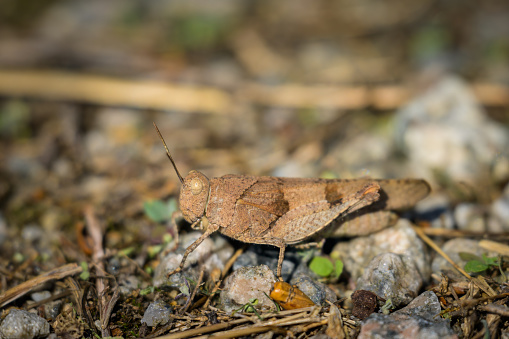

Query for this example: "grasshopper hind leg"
[237,235,287,281]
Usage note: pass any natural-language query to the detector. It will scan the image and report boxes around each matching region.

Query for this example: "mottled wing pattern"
[220,176,429,243]
[268,183,380,244]
[375,179,430,210]
[324,210,398,237]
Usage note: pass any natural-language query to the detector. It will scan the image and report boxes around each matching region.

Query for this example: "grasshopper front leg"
[167,221,220,278]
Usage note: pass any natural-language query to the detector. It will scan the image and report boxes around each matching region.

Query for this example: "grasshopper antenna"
[153,122,184,184]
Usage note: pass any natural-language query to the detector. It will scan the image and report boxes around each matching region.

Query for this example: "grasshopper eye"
[190,178,203,195]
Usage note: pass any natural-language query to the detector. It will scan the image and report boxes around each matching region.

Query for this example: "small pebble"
[233,246,295,281]
[30,291,51,302]
[153,232,217,288]
[333,219,430,282]
[220,265,276,313]
[414,193,454,229]
[395,291,442,320]
[118,275,141,296]
[356,253,423,308]
[454,203,485,232]
[290,273,337,306]
[491,185,509,231]
[0,309,50,339]
[395,75,509,182]
[21,224,44,244]
[358,291,456,339]
[141,300,172,327]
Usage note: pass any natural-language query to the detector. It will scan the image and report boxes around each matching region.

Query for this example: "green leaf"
[459,252,482,262]
[333,259,344,278]
[79,261,90,280]
[464,260,489,273]
[163,233,173,244]
[80,270,90,280]
[483,255,499,267]
[144,199,175,223]
[119,247,135,257]
[140,286,155,295]
[80,261,88,271]
[309,256,334,277]
[147,245,163,258]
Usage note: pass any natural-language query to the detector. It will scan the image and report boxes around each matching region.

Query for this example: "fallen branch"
[0,263,82,307]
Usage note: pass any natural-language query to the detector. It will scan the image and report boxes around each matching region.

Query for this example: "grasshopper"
[154,123,430,280]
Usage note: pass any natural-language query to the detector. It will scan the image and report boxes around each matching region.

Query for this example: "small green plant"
[79,261,90,280]
[143,198,178,223]
[140,286,155,296]
[381,298,394,315]
[460,252,500,273]
[233,299,262,319]
[309,256,343,278]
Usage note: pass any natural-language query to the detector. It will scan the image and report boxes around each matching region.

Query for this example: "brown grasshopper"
[154,123,430,280]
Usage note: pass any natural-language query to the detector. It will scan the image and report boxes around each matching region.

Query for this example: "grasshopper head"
[179,170,210,226]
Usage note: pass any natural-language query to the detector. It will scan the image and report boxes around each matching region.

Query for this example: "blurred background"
[0,0,509,256]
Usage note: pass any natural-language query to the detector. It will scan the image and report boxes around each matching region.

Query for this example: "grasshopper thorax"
[179,170,210,226]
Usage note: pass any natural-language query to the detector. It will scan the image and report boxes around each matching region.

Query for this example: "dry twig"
[0,263,82,307]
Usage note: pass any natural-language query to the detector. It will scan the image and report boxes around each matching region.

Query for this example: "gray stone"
[356,253,423,308]
[358,312,457,339]
[233,251,258,270]
[358,290,455,338]
[395,75,509,183]
[153,232,216,288]
[233,247,295,281]
[43,300,62,320]
[141,300,172,327]
[333,219,430,282]
[30,291,51,302]
[414,194,454,230]
[118,275,141,296]
[454,203,485,232]
[213,236,235,265]
[0,309,50,339]
[395,291,442,321]
[290,273,336,306]
[220,265,276,313]
[491,183,509,231]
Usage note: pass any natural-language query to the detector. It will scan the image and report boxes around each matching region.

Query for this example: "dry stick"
[201,312,324,339]
[154,307,317,339]
[203,248,245,309]
[412,226,472,280]
[478,303,509,317]
[64,277,95,330]
[413,226,496,296]
[160,308,322,339]
[181,267,205,315]
[419,228,509,240]
[478,240,509,257]
[0,69,231,114]
[153,317,253,339]
[0,263,82,307]
[84,205,113,338]
[0,70,507,114]
[25,290,72,310]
